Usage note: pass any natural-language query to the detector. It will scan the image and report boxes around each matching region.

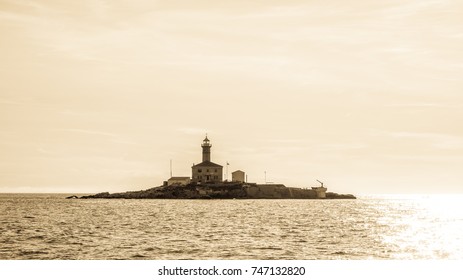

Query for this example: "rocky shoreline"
[76,182,356,200]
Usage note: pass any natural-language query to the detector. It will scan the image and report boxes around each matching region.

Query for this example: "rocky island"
[80,182,356,199]
[78,136,356,200]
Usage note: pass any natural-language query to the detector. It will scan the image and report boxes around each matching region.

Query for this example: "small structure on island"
[167,177,191,186]
[311,180,327,198]
[232,170,245,183]
[191,136,223,183]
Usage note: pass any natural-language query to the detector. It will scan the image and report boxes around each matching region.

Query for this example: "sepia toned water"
[1,194,463,260]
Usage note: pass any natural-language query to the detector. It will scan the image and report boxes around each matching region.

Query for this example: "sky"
[1,0,462,194]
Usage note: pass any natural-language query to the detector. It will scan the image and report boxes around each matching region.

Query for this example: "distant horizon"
[1,187,462,195]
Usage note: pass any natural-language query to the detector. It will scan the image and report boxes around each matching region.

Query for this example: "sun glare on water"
[377,194,463,259]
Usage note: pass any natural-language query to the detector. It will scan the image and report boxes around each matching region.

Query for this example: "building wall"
[192,166,223,183]
[167,177,191,186]
[232,171,245,182]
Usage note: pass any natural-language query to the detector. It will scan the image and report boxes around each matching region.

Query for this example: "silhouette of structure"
[191,136,223,183]
[232,170,245,183]
[167,177,191,186]
[82,136,356,199]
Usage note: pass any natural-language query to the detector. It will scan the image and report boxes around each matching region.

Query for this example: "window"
[215,169,217,172]
[198,169,202,173]
[206,169,209,172]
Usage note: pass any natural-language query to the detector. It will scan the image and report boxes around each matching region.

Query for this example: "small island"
[78,136,355,200]
[80,182,355,199]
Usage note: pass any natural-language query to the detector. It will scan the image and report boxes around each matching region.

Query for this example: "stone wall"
[245,184,318,199]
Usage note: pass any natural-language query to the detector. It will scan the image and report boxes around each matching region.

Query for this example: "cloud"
[53,128,118,138]
[383,103,462,108]
[381,131,463,150]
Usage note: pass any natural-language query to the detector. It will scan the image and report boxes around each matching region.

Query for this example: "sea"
[1,193,462,260]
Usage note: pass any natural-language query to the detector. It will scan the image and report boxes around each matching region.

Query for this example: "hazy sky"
[1,0,462,194]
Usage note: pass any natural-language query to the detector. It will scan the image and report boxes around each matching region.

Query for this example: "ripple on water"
[26,235,45,240]
[2,194,463,259]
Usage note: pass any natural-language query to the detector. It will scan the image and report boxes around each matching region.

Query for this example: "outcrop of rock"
[325,192,356,199]
[79,182,356,199]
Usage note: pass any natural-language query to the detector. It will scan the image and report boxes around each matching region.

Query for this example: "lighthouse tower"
[201,136,211,162]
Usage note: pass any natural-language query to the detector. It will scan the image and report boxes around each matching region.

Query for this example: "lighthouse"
[201,135,211,162]
[191,136,223,183]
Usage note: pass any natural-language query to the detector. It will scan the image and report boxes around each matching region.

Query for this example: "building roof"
[192,161,223,168]
[168,177,191,180]
[232,170,244,174]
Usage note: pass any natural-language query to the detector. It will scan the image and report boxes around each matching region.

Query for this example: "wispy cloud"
[318,143,368,151]
[383,103,462,108]
[52,128,118,138]
[0,98,24,105]
[380,131,463,150]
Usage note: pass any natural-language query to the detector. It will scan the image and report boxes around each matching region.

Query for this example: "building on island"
[231,170,245,183]
[167,177,191,186]
[191,136,223,183]
[80,135,347,200]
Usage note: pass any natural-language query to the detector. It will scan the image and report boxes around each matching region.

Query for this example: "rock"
[326,192,356,199]
[78,183,356,200]
[81,192,110,199]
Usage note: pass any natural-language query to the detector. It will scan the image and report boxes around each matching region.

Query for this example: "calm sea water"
[1,194,462,260]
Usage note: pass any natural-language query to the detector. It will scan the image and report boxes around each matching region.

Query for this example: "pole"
[170,160,172,178]
[264,171,266,184]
